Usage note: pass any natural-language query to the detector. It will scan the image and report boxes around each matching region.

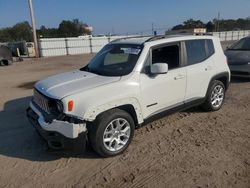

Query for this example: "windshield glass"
[81,44,143,76]
[228,37,250,51]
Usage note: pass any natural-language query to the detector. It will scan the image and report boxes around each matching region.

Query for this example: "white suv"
[27,35,230,157]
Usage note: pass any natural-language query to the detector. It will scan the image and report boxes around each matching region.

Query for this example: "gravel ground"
[0,51,249,188]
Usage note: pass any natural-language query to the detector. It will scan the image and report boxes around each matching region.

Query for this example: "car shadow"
[0,96,100,161]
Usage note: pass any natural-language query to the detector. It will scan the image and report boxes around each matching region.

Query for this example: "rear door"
[184,39,216,102]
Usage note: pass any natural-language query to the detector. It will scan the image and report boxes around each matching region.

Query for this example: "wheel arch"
[209,72,230,91]
[83,98,144,125]
[116,104,139,126]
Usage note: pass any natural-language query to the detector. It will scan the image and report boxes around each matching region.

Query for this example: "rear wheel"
[88,109,135,157]
[202,80,225,111]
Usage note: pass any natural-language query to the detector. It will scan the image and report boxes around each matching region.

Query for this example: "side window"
[152,44,180,70]
[206,39,215,57]
[185,40,207,65]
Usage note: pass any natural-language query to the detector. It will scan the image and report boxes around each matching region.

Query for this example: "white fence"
[212,30,250,42]
[39,30,250,57]
[39,36,131,57]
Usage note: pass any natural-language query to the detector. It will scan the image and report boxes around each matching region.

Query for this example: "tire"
[7,60,13,65]
[202,80,225,111]
[88,109,135,157]
[2,59,12,66]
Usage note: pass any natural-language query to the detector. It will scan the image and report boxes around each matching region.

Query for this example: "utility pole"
[112,26,115,35]
[152,22,154,35]
[28,0,39,58]
[217,12,220,32]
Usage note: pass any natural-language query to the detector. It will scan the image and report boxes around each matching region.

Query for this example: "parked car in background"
[0,45,13,66]
[225,36,250,78]
[27,35,230,157]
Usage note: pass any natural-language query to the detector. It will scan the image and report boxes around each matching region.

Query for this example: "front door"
[140,43,187,118]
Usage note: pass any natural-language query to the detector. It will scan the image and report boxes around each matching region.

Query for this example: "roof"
[111,34,214,45]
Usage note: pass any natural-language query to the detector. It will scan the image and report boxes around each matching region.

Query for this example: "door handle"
[174,75,185,80]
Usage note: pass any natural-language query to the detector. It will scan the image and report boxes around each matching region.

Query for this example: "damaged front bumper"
[26,102,87,151]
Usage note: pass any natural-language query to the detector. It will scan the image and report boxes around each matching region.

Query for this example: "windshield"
[228,37,250,51]
[81,44,143,76]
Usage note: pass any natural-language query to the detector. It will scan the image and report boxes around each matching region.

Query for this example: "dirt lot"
[0,54,250,188]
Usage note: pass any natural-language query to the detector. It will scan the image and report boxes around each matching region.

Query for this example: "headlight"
[48,100,64,114]
[248,62,250,65]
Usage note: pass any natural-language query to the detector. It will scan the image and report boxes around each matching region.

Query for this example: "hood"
[35,70,121,99]
[225,50,250,65]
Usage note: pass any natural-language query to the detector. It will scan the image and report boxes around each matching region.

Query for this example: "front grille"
[33,90,50,114]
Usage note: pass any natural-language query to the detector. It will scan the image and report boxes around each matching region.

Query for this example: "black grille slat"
[33,90,50,114]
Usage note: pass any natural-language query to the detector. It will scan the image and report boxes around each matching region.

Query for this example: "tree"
[0,21,32,42]
[206,21,214,32]
[0,19,91,42]
[171,19,206,31]
[11,21,32,41]
[37,25,58,38]
[0,28,12,42]
[171,18,250,32]
[172,24,184,30]
[58,19,85,37]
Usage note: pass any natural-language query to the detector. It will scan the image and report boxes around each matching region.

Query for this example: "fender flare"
[83,98,144,124]
[205,72,230,99]
[209,72,230,90]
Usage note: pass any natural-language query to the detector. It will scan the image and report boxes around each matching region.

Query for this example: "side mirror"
[150,63,168,74]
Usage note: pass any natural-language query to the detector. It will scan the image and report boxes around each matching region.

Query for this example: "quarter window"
[186,40,207,65]
[185,39,215,66]
[206,39,215,57]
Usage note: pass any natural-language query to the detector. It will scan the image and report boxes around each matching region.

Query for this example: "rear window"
[186,39,215,65]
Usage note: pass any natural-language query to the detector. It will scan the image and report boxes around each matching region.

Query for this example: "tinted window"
[186,40,207,65]
[152,45,179,70]
[206,39,215,57]
[228,37,250,50]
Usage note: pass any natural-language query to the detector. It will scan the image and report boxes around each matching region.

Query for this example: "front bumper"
[229,64,250,78]
[26,102,87,150]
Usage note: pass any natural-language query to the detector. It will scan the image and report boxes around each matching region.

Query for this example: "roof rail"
[145,33,214,42]
[111,35,152,43]
[145,35,169,42]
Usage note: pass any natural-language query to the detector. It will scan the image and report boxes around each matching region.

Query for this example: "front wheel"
[202,80,225,111]
[88,109,135,157]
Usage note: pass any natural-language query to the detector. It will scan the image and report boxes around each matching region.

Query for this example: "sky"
[0,0,250,35]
